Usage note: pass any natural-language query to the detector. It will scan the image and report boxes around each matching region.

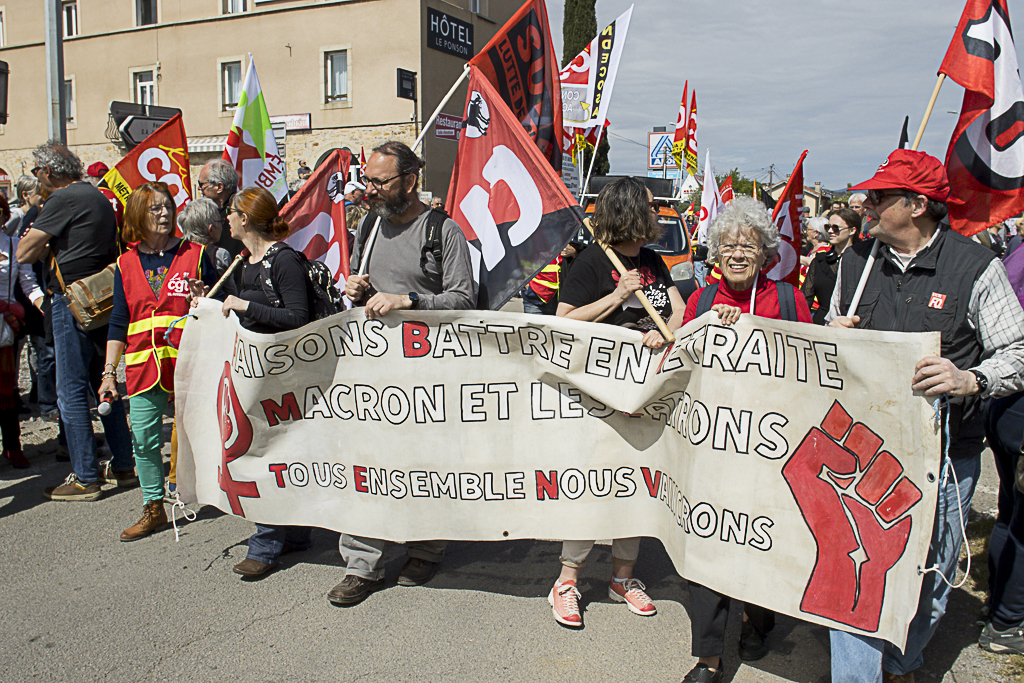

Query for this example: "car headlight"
[671,261,694,281]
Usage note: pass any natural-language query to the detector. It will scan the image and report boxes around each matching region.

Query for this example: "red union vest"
[119,241,204,397]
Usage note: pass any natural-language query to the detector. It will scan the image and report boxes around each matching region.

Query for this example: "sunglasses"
[825,223,848,233]
[866,189,909,205]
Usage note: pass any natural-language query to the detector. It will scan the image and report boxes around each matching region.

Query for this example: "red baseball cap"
[849,149,950,202]
[86,162,109,178]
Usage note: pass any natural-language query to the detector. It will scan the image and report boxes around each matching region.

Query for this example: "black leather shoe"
[681,664,723,683]
[739,621,770,661]
[327,575,385,605]
[397,557,439,586]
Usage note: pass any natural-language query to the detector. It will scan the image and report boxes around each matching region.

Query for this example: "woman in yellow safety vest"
[99,182,221,542]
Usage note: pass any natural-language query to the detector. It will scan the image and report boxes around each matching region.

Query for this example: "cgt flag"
[446,66,585,310]
[469,0,562,171]
[222,55,288,202]
[103,113,192,213]
[685,90,698,177]
[280,150,352,280]
[766,150,808,288]
[939,0,1024,236]
[672,81,689,170]
[719,175,735,205]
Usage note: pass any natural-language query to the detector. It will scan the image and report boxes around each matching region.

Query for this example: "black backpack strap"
[421,208,448,275]
[775,281,798,322]
[258,242,288,308]
[694,283,720,317]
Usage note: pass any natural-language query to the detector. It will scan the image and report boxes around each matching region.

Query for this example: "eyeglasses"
[196,180,209,192]
[866,189,908,205]
[720,243,761,256]
[649,201,660,214]
[825,223,848,233]
[360,172,408,191]
[149,204,174,215]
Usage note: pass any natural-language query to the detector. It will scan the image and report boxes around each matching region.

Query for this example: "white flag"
[696,150,721,246]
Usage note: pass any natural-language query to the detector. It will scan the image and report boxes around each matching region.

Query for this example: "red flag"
[280,150,352,280]
[468,0,563,171]
[718,175,734,204]
[360,146,367,167]
[684,90,698,176]
[671,81,688,169]
[766,151,808,288]
[447,66,584,309]
[939,0,1024,235]
[102,113,192,215]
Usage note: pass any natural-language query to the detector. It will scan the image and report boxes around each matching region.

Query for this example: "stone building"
[0,0,516,197]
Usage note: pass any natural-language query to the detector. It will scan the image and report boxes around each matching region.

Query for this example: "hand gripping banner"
[176,302,941,648]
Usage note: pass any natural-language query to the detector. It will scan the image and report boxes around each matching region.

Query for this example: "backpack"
[694,280,799,322]
[353,208,450,277]
[259,242,344,321]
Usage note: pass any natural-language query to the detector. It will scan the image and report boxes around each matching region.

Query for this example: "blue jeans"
[830,440,983,679]
[247,524,312,564]
[985,393,1024,627]
[51,292,133,483]
[30,335,57,415]
[521,286,556,316]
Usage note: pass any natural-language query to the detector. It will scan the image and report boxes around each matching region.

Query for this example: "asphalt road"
[0,416,1018,683]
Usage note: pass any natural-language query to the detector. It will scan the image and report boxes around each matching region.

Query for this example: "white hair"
[707,196,780,263]
[849,192,867,203]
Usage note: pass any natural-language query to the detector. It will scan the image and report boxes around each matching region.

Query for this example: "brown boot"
[119,500,168,542]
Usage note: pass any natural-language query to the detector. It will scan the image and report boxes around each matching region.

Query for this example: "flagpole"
[357,216,383,276]
[581,123,607,198]
[582,218,675,343]
[846,74,945,318]
[412,65,471,152]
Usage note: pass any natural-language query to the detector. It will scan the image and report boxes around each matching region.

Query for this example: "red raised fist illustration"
[782,401,923,632]
[217,361,259,516]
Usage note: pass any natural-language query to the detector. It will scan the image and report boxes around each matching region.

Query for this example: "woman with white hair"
[5,175,41,237]
[179,197,237,297]
[679,196,812,683]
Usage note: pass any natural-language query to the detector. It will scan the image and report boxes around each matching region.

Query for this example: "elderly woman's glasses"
[720,243,761,256]
[149,203,174,216]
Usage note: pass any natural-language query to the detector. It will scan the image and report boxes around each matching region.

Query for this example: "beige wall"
[0,0,520,195]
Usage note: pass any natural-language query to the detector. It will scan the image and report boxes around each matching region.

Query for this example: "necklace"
[143,235,176,257]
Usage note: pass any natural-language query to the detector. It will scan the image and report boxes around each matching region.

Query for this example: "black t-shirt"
[32,181,119,284]
[559,244,674,331]
[238,245,311,334]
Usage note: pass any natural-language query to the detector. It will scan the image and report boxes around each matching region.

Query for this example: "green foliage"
[563,0,609,173]
[715,168,755,198]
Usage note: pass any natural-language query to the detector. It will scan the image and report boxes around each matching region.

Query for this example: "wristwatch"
[408,292,420,310]
[970,369,989,394]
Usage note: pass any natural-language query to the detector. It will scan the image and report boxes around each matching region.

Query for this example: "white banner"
[176,302,941,648]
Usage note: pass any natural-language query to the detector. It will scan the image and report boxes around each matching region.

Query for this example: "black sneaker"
[327,575,384,605]
[397,557,439,586]
[681,664,723,683]
[979,620,1024,655]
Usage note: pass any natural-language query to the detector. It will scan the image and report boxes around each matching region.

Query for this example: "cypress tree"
[562,0,610,178]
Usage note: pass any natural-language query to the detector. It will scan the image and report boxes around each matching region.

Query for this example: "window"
[63,79,75,124]
[134,71,155,105]
[324,51,348,102]
[221,61,242,111]
[137,0,157,26]
[0,10,6,48]
[223,0,246,13]
[470,0,488,15]
[63,1,78,37]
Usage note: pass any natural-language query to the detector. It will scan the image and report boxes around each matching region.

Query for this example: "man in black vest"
[827,149,1024,682]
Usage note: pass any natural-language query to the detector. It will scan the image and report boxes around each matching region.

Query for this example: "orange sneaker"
[608,577,656,616]
[548,579,583,627]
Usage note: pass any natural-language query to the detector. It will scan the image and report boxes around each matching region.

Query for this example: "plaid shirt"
[828,245,1024,398]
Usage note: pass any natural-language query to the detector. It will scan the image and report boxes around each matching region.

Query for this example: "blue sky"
[545,0,1024,191]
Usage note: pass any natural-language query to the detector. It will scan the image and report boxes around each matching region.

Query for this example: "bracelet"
[101,370,116,379]
[104,362,115,369]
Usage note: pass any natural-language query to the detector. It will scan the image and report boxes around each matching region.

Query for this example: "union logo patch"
[928,292,946,310]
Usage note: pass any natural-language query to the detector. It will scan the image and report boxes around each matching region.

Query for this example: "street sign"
[434,113,462,141]
[648,132,678,170]
[108,101,181,150]
[397,69,417,101]
[119,116,167,147]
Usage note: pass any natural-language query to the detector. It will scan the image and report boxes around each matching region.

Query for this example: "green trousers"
[128,386,170,502]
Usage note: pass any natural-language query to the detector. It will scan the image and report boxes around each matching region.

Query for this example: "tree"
[716,168,755,198]
[562,0,610,176]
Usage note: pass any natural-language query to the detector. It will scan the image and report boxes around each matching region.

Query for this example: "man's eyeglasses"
[866,189,909,205]
[360,172,408,191]
[196,180,209,192]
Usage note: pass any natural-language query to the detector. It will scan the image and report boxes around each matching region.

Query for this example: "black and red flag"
[280,149,352,280]
[446,66,584,310]
[939,0,1024,236]
[468,0,563,172]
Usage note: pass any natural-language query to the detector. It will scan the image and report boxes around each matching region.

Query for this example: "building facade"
[0,0,516,198]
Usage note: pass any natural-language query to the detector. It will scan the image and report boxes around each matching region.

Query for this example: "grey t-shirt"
[351,208,477,311]
[32,181,119,284]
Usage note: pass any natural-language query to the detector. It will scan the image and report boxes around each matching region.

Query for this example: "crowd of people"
[0,139,1021,683]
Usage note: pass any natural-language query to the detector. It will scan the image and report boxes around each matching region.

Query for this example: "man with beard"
[196,159,244,258]
[331,141,476,605]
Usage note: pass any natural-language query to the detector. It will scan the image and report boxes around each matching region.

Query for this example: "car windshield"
[646,216,686,254]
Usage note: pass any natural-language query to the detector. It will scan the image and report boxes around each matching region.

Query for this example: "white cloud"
[547,0,1024,190]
